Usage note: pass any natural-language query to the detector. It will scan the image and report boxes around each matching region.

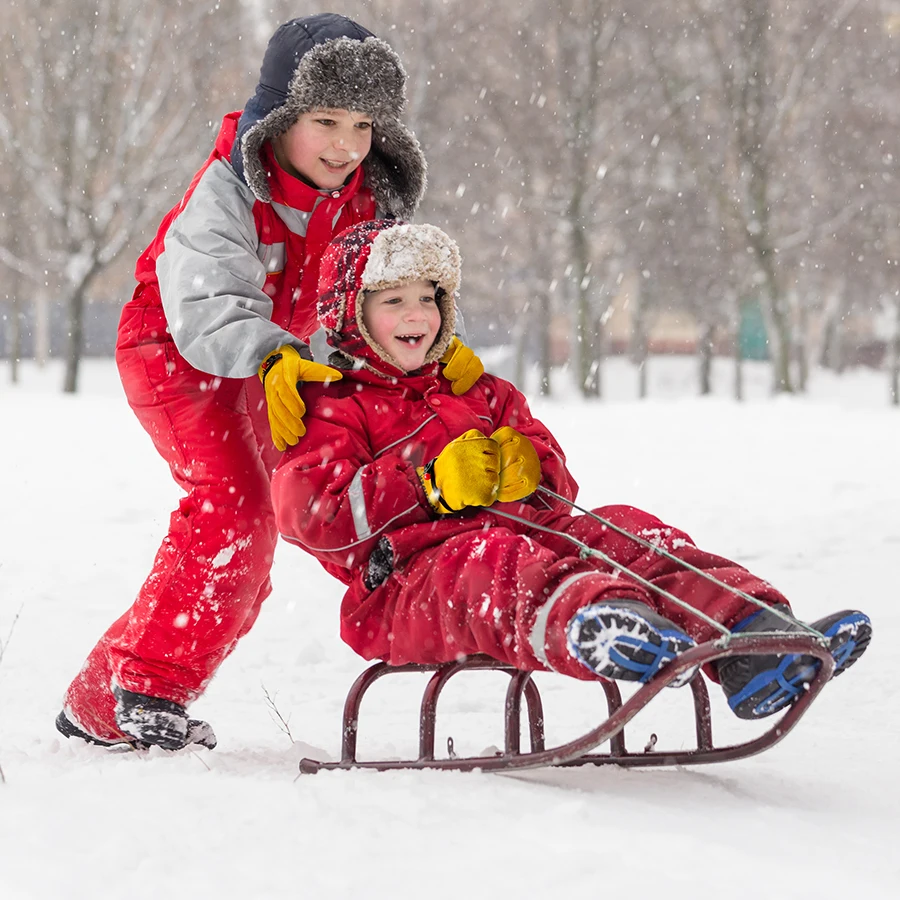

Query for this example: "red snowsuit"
[61,115,391,742]
[272,367,790,680]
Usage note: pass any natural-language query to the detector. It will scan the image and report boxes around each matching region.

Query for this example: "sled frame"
[298,633,835,774]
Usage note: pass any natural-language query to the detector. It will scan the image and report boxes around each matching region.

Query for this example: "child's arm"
[271,398,432,571]
[488,378,578,504]
[156,161,307,379]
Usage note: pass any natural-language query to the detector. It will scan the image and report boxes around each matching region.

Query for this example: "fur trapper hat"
[232,13,426,217]
[318,220,460,374]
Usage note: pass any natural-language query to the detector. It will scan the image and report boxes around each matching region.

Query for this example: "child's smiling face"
[362,279,442,372]
[273,108,373,190]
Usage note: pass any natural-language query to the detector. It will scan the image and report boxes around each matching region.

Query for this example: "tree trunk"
[816,281,846,372]
[637,357,648,399]
[563,7,604,400]
[740,0,793,394]
[571,212,599,398]
[794,291,808,393]
[537,288,551,397]
[631,281,649,399]
[34,289,50,367]
[591,313,605,398]
[761,281,794,393]
[698,321,714,396]
[511,295,530,392]
[827,293,849,375]
[890,296,900,408]
[63,283,87,393]
[733,292,744,402]
[526,210,552,397]
[4,276,23,385]
[10,298,22,385]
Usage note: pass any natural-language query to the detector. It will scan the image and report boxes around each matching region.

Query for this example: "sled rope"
[489,507,732,638]
[536,487,821,635]
[500,487,826,643]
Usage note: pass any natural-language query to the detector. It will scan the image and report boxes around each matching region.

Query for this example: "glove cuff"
[416,461,455,515]
[259,350,283,384]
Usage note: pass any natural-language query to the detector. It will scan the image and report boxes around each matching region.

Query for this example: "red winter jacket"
[117,113,377,379]
[271,365,579,598]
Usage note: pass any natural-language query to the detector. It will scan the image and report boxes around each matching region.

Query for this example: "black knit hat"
[231,13,426,217]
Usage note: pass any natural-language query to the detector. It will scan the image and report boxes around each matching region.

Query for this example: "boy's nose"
[335,134,359,153]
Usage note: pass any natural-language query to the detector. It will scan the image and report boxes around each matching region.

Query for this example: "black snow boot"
[114,688,217,750]
[718,605,872,720]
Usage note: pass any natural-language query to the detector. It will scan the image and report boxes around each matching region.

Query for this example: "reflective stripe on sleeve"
[348,467,372,542]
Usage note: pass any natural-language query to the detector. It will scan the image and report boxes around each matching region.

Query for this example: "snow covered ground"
[1,356,898,899]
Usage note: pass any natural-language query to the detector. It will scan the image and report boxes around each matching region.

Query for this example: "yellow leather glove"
[491,426,541,502]
[259,345,342,451]
[417,429,500,513]
[440,336,484,395]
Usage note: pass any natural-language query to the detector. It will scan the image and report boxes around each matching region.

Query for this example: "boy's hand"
[417,429,499,513]
[440,336,484,395]
[491,427,541,502]
[259,345,342,451]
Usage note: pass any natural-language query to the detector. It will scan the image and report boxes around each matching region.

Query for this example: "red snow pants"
[342,504,790,682]
[62,303,281,742]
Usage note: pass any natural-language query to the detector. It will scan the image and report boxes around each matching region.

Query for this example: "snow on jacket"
[271,366,578,594]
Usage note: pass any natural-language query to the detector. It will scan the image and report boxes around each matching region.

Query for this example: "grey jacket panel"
[157,158,307,379]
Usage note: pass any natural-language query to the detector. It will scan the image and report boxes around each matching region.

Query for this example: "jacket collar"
[264,144,364,211]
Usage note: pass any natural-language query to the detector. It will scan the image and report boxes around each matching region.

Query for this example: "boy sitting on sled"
[271,220,871,720]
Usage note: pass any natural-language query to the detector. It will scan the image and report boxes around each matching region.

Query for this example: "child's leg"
[539,504,791,642]
[61,350,279,743]
[541,505,871,716]
[344,526,686,682]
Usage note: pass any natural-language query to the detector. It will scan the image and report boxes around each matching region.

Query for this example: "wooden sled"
[298,633,836,774]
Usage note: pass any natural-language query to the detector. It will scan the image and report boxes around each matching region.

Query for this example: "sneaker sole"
[56,709,216,751]
[567,604,698,688]
[822,611,871,676]
[55,710,135,748]
[725,611,872,719]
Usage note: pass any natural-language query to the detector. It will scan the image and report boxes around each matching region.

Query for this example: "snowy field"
[1,356,898,899]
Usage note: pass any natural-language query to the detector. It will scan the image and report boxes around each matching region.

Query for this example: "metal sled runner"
[298,635,835,774]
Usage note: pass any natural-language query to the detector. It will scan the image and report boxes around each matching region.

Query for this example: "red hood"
[316,220,460,379]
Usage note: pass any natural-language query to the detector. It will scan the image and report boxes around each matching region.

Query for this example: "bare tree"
[3,0,889,403]
[889,297,900,407]
[0,180,26,383]
[629,0,879,394]
[0,0,243,392]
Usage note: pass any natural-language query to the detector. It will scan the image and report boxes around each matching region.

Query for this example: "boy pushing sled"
[271,220,871,725]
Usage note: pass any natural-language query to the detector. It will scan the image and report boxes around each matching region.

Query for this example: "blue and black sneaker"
[567,599,698,688]
[718,605,872,720]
